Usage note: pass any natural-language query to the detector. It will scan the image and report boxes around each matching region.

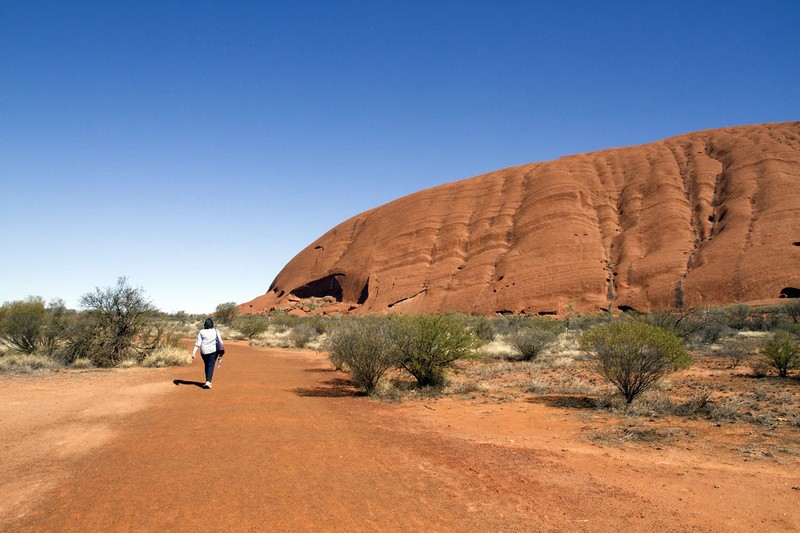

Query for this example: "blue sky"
[2,1,798,313]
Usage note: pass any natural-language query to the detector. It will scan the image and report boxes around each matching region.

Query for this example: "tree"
[78,277,157,366]
[214,302,240,326]
[395,314,479,387]
[761,331,800,377]
[580,321,691,404]
[324,317,400,395]
[0,297,47,353]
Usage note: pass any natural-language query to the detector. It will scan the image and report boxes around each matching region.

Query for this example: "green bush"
[289,323,319,348]
[580,321,691,404]
[0,297,48,353]
[634,310,723,343]
[784,300,800,324]
[688,308,730,345]
[323,317,399,395]
[507,328,557,361]
[394,314,480,387]
[718,337,755,369]
[566,312,613,331]
[233,314,270,339]
[760,331,800,377]
[467,316,496,342]
[214,302,240,326]
[724,304,752,330]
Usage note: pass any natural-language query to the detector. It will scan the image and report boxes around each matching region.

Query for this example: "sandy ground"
[1,342,798,532]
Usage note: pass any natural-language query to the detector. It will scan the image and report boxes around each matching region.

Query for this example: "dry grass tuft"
[478,339,517,360]
[142,346,193,367]
[0,353,62,373]
[71,357,94,369]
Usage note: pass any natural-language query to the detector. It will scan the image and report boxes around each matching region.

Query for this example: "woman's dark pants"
[201,351,219,382]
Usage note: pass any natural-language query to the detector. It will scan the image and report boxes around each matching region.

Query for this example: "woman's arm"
[192,331,202,358]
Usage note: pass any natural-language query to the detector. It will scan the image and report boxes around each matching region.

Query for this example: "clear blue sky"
[2,1,798,313]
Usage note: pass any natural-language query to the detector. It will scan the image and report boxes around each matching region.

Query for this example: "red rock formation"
[243,122,800,316]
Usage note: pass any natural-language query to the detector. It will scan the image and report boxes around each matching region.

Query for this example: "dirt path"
[1,343,798,532]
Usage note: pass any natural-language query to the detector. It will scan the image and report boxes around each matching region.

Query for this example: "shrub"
[580,321,691,404]
[507,328,557,361]
[214,302,240,326]
[394,314,480,387]
[777,322,800,338]
[634,309,729,345]
[39,299,74,356]
[724,304,752,330]
[566,312,612,331]
[289,323,319,348]
[760,331,800,377]
[0,297,47,353]
[69,277,157,367]
[323,317,399,395]
[690,310,730,345]
[233,314,270,339]
[785,300,800,324]
[469,316,496,342]
[718,338,755,369]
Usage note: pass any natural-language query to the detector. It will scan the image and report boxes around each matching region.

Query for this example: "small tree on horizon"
[214,302,240,325]
[77,277,157,366]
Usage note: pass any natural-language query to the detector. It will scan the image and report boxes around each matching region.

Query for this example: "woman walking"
[192,318,224,389]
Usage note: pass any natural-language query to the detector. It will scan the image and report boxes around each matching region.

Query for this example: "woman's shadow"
[173,379,206,388]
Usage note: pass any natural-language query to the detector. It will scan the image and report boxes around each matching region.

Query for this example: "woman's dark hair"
[204,318,214,329]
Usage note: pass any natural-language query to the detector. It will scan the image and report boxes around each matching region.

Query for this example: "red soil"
[1,343,798,532]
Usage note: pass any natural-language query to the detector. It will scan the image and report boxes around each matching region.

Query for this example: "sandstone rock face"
[244,122,800,316]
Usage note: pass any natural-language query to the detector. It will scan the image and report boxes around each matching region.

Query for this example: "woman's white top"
[195,328,221,355]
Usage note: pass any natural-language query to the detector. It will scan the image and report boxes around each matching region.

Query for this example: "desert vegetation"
[251,303,800,442]
[0,278,196,371]
[3,284,800,439]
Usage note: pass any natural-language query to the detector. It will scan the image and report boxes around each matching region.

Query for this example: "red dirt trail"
[1,343,798,532]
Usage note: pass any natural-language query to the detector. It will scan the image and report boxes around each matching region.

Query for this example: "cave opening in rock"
[357,279,369,305]
[290,275,344,301]
[779,287,800,299]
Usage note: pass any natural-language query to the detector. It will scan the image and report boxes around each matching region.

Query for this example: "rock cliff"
[243,122,800,316]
